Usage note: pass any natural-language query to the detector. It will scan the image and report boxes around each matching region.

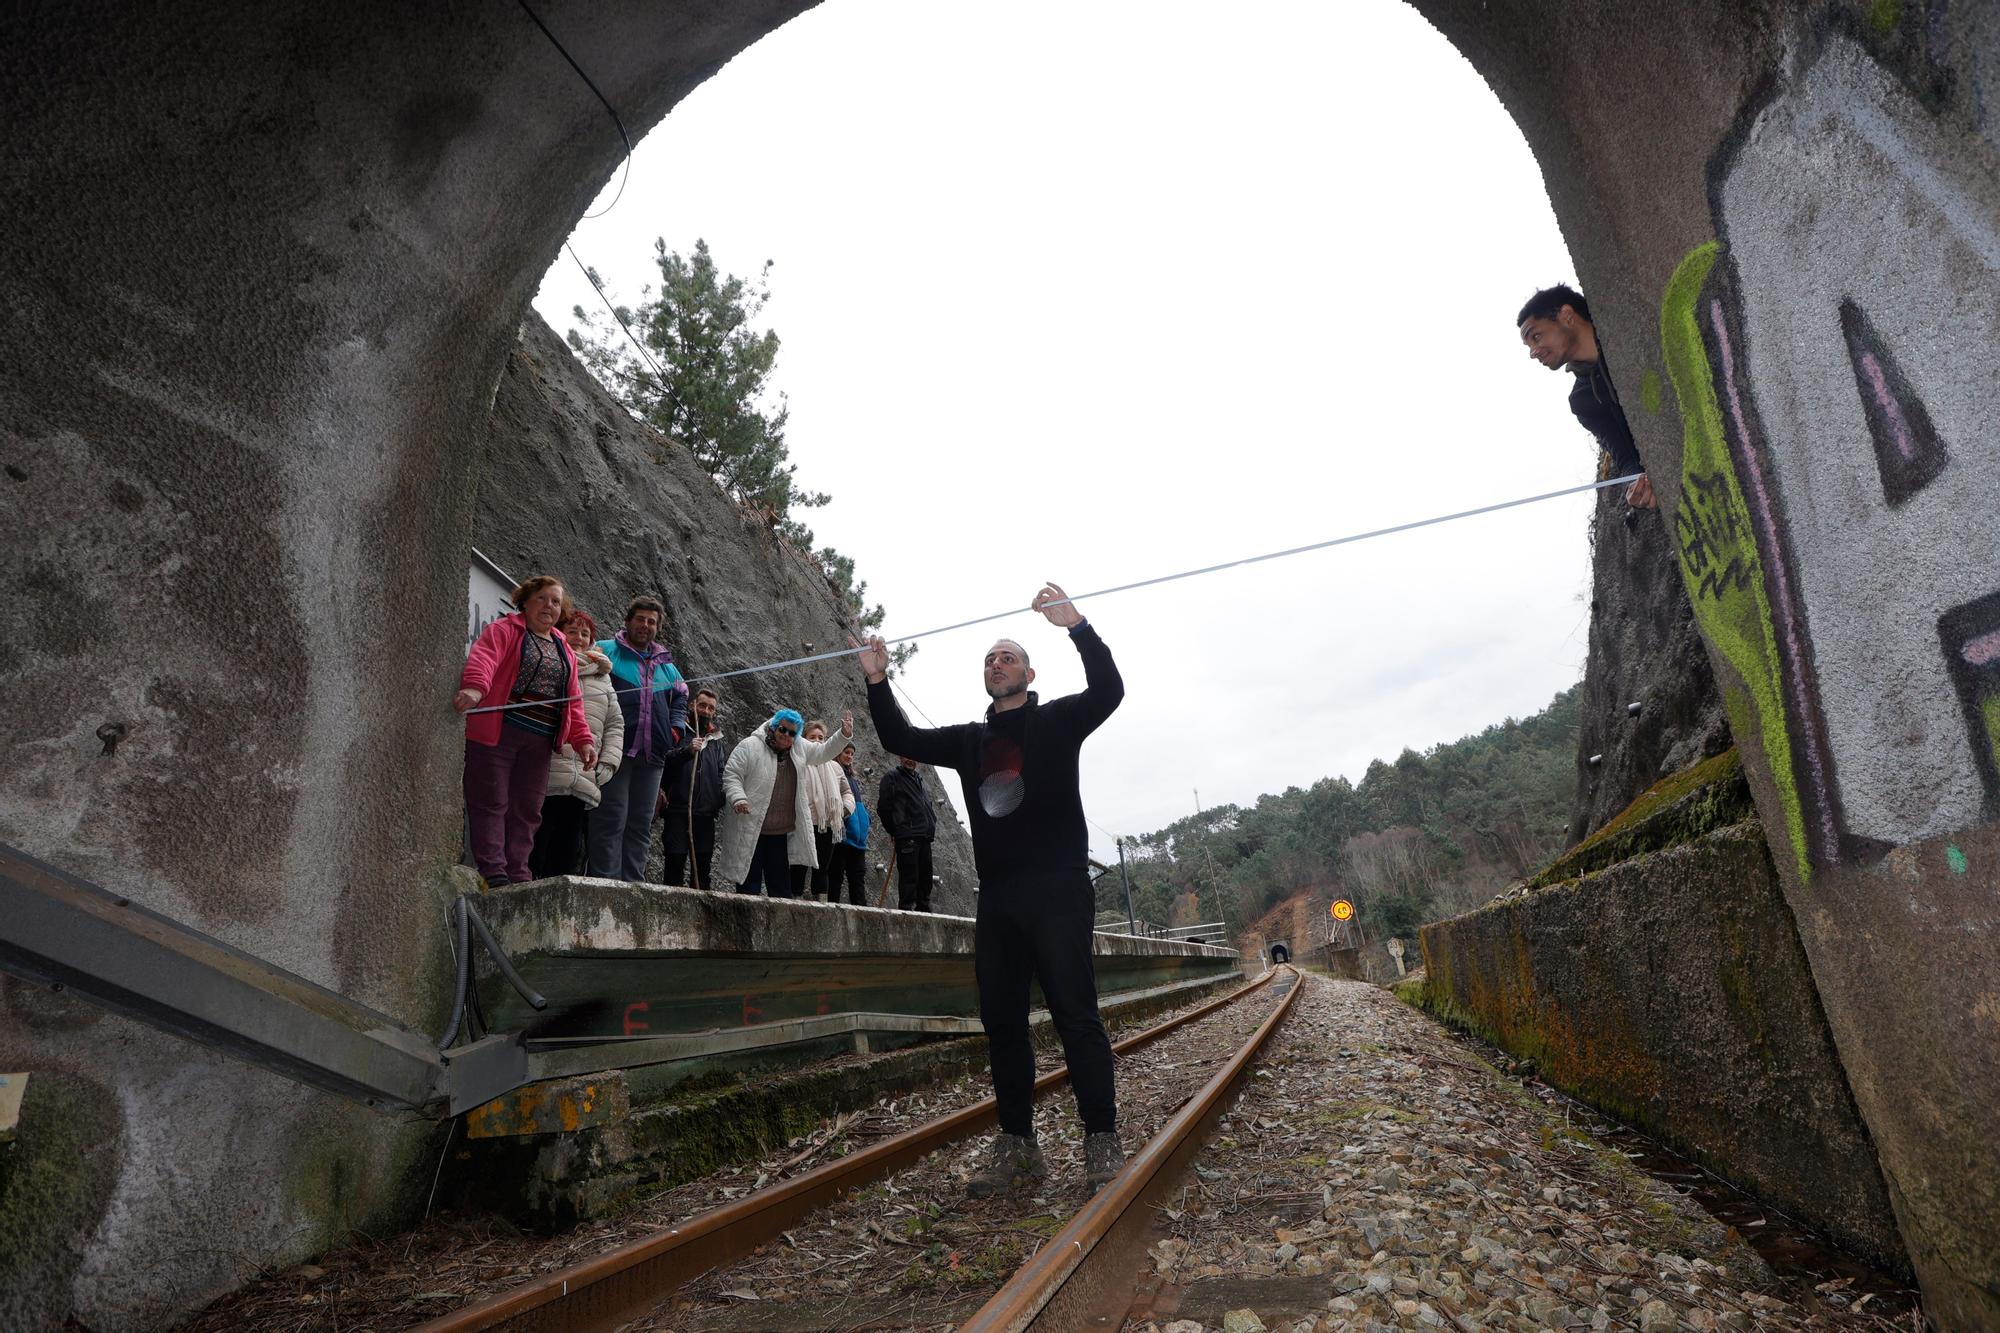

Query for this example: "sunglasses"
[773,726,798,738]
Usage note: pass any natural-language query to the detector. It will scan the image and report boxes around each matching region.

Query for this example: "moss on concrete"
[0,1074,123,1333]
[1527,748,1750,889]
[288,1109,446,1256]
[1415,821,1906,1272]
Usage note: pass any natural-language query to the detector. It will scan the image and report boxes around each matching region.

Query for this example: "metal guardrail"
[1093,917,1228,943]
[0,843,485,1113]
[521,975,1226,1082]
[0,844,1243,1122]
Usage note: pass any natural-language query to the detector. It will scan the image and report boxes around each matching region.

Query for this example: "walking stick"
[875,842,899,909]
[688,740,704,888]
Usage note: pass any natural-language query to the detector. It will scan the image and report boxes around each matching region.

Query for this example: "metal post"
[1116,837,1137,936]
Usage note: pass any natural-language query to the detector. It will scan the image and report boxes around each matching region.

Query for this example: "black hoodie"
[1567,349,1643,478]
[877,765,935,841]
[866,622,1123,884]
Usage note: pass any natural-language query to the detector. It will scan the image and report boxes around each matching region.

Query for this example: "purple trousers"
[464,726,554,884]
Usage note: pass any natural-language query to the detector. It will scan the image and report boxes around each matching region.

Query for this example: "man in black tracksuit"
[876,755,936,912]
[1517,283,1656,511]
[855,581,1126,1197]
[659,686,725,888]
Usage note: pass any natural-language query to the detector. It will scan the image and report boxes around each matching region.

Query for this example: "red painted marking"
[816,992,831,1016]
[622,1002,650,1036]
[742,994,764,1026]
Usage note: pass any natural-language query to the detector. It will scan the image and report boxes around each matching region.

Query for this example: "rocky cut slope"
[470,313,977,910]
[1564,489,1730,844]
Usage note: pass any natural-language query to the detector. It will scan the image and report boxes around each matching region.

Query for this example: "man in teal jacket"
[587,594,688,881]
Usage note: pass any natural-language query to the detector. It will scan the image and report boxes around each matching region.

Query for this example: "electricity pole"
[1116,836,1137,936]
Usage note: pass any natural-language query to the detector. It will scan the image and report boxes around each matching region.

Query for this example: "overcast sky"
[532,0,1593,862]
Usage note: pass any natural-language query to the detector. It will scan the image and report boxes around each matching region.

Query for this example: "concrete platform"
[475,878,1241,1042]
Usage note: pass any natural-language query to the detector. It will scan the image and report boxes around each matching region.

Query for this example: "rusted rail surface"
[960,967,1303,1331]
[418,966,1283,1333]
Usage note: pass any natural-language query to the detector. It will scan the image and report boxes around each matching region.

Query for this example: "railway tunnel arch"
[3,2,1996,1327]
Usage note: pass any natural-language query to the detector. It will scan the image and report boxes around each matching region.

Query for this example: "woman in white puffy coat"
[528,610,624,879]
[715,708,854,896]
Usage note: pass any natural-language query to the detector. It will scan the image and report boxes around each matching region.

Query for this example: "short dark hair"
[624,594,665,623]
[510,574,564,609]
[694,686,719,703]
[1517,284,1591,327]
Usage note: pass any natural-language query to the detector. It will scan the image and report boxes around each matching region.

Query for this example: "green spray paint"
[1640,368,1664,416]
[1945,845,1969,875]
[1868,0,1902,37]
[1659,242,1811,882]
[1982,696,2000,774]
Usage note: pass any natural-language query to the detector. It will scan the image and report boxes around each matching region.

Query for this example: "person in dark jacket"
[587,594,689,881]
[876,754,936,912]
[659,685,725,888]
[1517,284,1655,510]
[853,581,1126,1199]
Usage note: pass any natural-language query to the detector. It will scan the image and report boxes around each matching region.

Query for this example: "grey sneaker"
[967,1132,1047,1199]
[1084,1131,1125,1189]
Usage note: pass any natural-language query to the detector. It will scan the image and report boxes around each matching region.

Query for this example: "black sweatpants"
[528,794,590,880]
[738,833,796,897]
[660,813,716,889]
[976,870,1115,1138]
[839,843,869,905]
[896,837,934,912]
[810,826,839,899]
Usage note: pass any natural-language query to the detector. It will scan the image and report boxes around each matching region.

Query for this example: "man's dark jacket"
[1567,350,1643,477]
[866,621,1122,883]
[662,728,726,819]
[876,766,935,842]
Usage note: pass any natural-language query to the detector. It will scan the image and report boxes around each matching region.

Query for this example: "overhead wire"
[565,242,668,386]
[517,0,664,392]
[517,0,633,219]
[465,472,1638,715]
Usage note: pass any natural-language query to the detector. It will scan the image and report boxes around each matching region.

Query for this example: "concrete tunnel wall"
[1410,6,1999,1326]
[0,1,1995,1327]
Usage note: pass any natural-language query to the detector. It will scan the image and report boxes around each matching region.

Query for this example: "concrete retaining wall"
[1417,820,1903,1271]
[476,878,1240,1038]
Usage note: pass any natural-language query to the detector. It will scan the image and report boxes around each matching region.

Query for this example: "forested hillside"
[1101,685,1579,939]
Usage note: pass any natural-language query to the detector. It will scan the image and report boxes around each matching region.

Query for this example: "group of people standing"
[456,583,688,887]
[461,575,1133,1196]
[444,283,1654,1204]
[455,578,938,908]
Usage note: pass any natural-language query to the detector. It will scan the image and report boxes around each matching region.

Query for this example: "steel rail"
[417,966,1282,1333]
[960,966,1304,1332]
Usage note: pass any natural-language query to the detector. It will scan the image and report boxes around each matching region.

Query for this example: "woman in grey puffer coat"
[529,609,624,879]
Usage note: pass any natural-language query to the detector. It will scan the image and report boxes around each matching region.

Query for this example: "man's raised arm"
[851,634,963,768]
[1031,581,1123,736]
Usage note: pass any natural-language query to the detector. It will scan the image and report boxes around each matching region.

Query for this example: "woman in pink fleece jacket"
[454,575,597,886]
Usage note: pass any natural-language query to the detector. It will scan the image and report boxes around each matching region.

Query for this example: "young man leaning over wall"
[1518,284,1656,510]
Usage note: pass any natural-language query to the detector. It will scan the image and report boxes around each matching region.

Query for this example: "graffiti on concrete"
[1663,34,2000,874]
[1940,591,2000,807]
[1662,244,1822,881]
[1838,299,1950,506]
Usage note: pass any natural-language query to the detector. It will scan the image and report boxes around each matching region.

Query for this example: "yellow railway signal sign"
[1331,899,1354,922]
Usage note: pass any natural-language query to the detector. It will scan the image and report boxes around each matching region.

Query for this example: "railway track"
[419,965,1303,1333]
